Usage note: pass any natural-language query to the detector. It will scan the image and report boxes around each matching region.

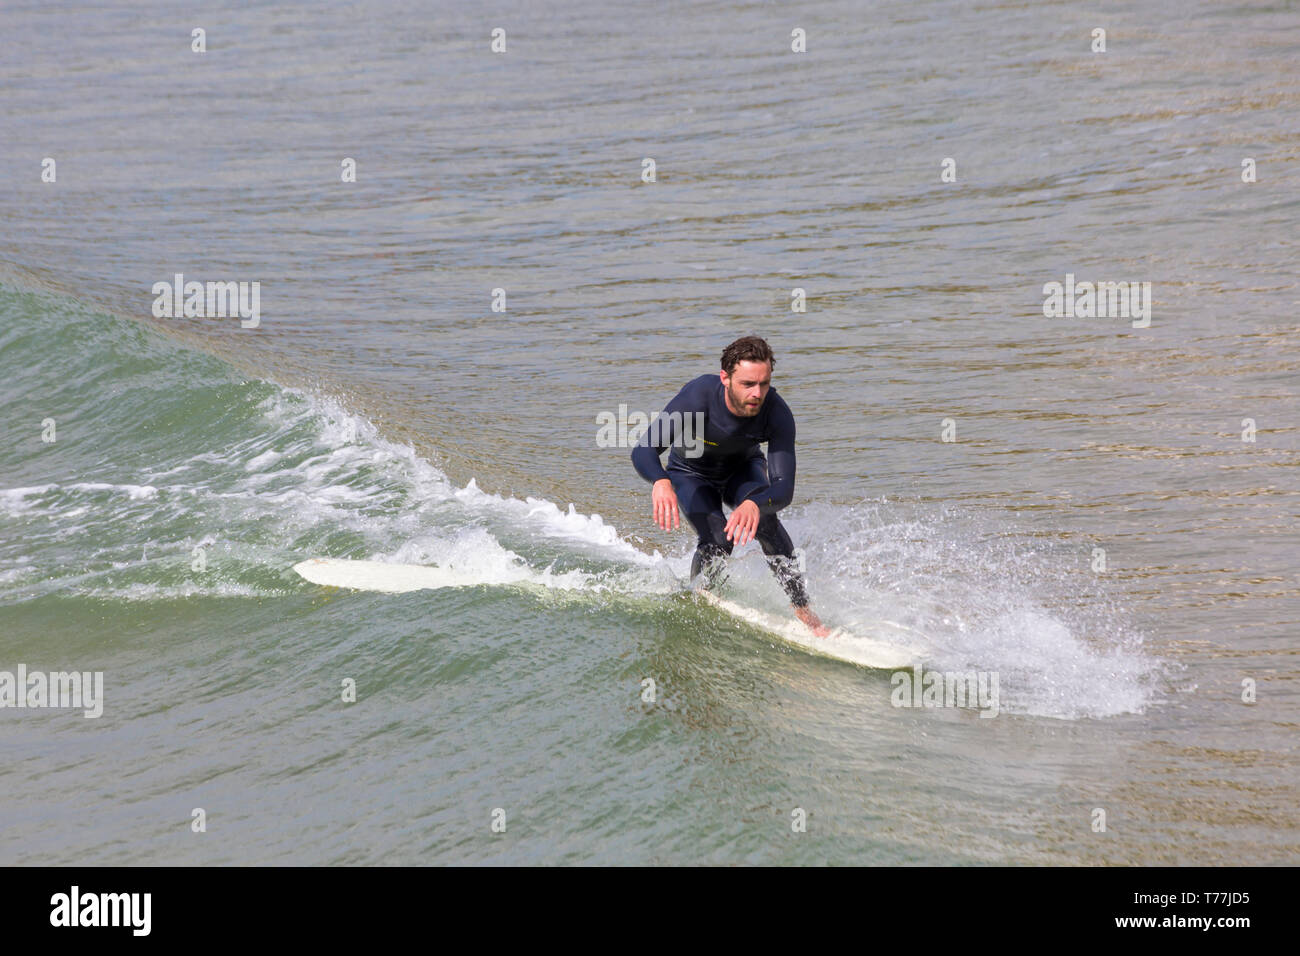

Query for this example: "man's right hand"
[652,478,679,531]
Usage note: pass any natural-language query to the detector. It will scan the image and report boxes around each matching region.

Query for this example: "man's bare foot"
[794,605,831,638]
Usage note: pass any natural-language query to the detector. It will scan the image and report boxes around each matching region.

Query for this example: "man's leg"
[753,513,810,608]
[722,457,811,606]
[667,468,732,589]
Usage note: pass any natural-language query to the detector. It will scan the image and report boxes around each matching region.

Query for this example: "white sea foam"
[0,484,56,514]
[381,527,595,591]
[762,501,1163,719]
[84,581,273,601]
[256,388,657,567]
[69,482,159,499]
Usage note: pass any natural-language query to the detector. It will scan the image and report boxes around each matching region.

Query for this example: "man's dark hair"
[720,336,775,375]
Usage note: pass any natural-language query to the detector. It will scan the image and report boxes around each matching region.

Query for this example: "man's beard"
[729,385,762,416]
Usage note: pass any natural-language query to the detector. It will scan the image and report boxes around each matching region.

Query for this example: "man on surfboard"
[632,336,830,638]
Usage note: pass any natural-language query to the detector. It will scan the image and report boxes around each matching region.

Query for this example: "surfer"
[631,336,830,638]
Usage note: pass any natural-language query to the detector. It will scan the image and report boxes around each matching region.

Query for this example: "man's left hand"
[724,499,760,546]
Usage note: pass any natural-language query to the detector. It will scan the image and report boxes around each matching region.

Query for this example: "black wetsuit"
[631,374,809,606]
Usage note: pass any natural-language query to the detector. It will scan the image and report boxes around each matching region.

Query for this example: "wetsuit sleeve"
[746,396,795,514]
[630,380,696,483]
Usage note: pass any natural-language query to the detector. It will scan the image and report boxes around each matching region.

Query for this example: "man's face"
[721,360,772,417]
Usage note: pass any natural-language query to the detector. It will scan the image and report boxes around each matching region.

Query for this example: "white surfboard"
[293,557,919,670]
[292,557,507,593]
[695,589,918,670]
